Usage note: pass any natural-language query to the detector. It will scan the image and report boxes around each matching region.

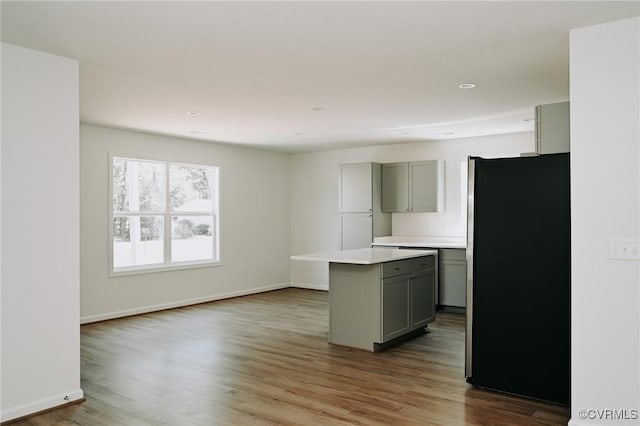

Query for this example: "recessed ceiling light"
[188,130,210,136]
[458,83,477,89]
[295,132,304,136]
[312,106,325,112]
[523,118,534,122]
[443,132,455,136]
[186,111,201,116]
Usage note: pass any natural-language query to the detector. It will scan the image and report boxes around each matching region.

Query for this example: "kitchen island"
[373,236,467,309]
[291,248,438,351]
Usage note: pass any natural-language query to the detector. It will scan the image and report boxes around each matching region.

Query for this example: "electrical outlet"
[609,238,640,260]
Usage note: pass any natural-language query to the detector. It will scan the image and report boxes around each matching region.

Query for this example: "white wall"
[80,124,290,322]
[1,43,83,421]
[290,132,533,288]
[570,17,640,425]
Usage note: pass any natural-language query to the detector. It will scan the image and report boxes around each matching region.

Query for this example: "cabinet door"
[410,268,436,329]
[381,275,410,341]
[381,163,409,212]
[340,163,372,212]
[535,102,570,154]
[410,161,439,212]
[341,214,372,250]
[440,261,467,307]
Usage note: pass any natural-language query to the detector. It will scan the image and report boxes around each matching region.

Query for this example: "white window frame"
[110,155,221,276]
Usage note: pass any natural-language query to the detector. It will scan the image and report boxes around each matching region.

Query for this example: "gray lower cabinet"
[329,255,436,351]
[381,274,411,341]
[410,264,436,327]
[440,249,467,308]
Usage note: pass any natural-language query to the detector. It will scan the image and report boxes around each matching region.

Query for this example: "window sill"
[110,260,222,277]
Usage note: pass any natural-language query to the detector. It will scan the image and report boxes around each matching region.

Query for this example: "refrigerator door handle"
[465,157,476,379]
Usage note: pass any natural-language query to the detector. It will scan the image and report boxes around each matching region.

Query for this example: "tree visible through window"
[111,157,219,272]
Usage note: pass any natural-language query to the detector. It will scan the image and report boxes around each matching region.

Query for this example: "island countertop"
[290,247,437,265]
[372,236,467,249]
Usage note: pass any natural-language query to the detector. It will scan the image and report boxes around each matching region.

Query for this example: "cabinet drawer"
[412,256,435,271]
[440,248,466,261]
[382,259,413,278]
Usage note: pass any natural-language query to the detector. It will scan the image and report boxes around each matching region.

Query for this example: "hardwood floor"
[10,288,569,425]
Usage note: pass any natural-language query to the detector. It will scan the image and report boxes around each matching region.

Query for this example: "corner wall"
[569,17,640,425]
[1,43,83,422]
[289,132,533,288]
[80,124,291,322]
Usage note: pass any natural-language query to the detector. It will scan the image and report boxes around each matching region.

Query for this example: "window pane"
[113,158,165,212]
[113,215,164,268]
[169,164,213,212]
[171,215,214,262]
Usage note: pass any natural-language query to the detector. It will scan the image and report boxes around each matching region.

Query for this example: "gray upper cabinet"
[535,101,570,154]
[339,163,391,249]
[410,161,441,212]
[381,163,409,212]
[382,160,444,213]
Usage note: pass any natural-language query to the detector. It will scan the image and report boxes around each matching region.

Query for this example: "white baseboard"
[80,282,291,324]
[1,389,84,423]
[568,418,587,426]
[290,282,329,291]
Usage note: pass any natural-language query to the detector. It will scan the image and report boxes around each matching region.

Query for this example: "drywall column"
[1,43,82,421]
[569,17,640,425]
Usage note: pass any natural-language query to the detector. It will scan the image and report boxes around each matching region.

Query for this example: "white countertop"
[372,236,467,249]
[291,248,437,265]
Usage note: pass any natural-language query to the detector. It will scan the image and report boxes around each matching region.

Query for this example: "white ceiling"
[2,1,639,153]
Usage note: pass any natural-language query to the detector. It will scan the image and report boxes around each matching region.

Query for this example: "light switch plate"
[609,238,640,260]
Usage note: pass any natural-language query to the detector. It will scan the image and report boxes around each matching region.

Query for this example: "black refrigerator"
[465,153,570,405]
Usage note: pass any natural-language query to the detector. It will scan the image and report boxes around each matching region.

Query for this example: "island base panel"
[329,263,381,351]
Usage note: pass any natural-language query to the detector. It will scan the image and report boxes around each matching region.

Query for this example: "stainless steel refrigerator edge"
[465,158,475,379]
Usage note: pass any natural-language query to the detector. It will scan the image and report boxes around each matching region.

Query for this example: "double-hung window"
[111,156,220,274]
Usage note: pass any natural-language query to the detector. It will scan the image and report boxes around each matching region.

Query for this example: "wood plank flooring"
[9,288,569,425]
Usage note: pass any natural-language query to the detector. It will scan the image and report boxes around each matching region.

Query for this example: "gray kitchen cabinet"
[341,213,373,251]
[381,274,411,341]
[382,160,444,213]
[340,162,373,213]
[381,163,409,212]
[410,257,437,327]
[329,254,437,351]
[339,163,391,249]
[535,101,570,154]
[440,249,467,308]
